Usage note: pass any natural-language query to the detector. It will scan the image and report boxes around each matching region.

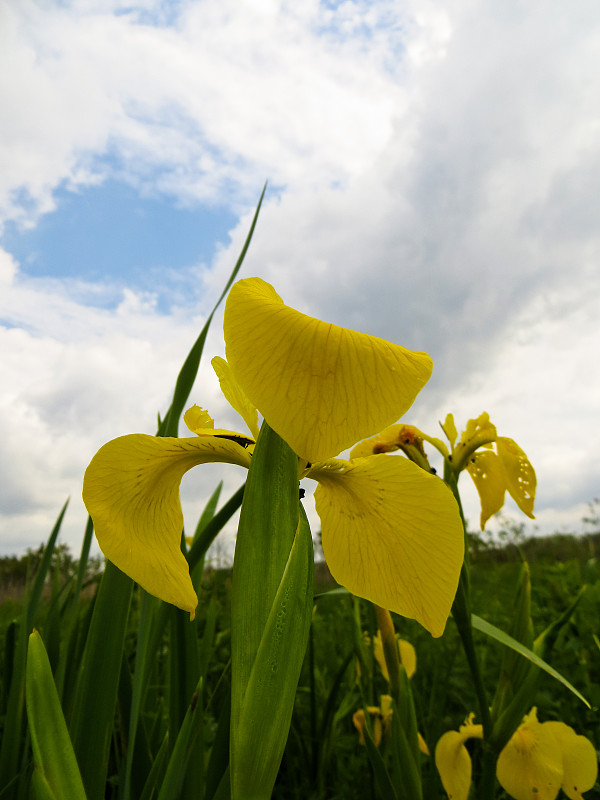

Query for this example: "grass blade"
[26,630,86,800]
[472,613,589,706]
[69,562,133,800]
[159,184,266,438]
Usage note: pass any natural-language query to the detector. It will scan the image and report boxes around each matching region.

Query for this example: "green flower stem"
[451,574,492,735]
[444,461,496,798]
[479,746,499,799]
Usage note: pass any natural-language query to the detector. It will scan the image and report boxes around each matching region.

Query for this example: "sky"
[1,0,600,562]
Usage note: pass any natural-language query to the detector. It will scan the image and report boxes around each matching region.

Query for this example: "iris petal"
[544,722,598,800]
[496,437,536,519]
[224,278,433,462]
[442,413,458,449]
[466,450,507,529]
[211,356,260,440]
[435,731,473,800]
[82,433,252,616]
[311,455,463,637]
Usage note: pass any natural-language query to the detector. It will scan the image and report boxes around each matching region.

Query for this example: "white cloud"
[0,246,244,555]
[0,249,17,283]
[0,0,409,228]
[2,0,600,558]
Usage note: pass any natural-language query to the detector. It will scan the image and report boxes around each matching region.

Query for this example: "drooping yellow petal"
[466,450,507,529]
[312,455,463,637]
[372,633,389,680]
[373,634,417,682]
[82,433,252,616]
[373,633,417,681]
[497,709,563,800]
[544,721,598,800]
[398,639,417,679]
[211,357,260,440]
[435,731,473,800]
[418,732,430,756]
[224,278,433,463]
[496,437,536,519]
[435,716,482,800]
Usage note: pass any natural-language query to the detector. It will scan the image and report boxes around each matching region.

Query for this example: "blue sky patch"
[3,179,237,301]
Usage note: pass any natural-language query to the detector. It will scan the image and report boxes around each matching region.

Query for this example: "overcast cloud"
[1,0,599,558]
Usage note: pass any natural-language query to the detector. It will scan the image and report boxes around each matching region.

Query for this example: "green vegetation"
[1,520,598,799]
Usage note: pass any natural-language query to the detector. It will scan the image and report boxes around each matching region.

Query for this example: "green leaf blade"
[471,613,589,707]
[26,631,87,800]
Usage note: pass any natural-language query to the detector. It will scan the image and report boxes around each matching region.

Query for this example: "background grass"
[2,523,599,799]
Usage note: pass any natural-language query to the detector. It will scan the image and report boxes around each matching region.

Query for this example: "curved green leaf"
[471,614,589,707]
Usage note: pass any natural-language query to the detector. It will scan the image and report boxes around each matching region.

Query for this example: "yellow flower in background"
[435,713,484,800]
[353,411,536,530]
[353,695,394,748]
[83,278,464,636]
[442,412,536,530]
[497,709,598,800]
[435,709,597,800]
[353,695,430,755]
[366,631,417,681]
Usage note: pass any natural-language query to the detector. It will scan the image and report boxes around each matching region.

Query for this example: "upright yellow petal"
[224,278,433,462]
[312,455,463,637]
[460,412,497,447]
[352,709,368,746]
[183,405,214,431]
[496,437,536,519]
[497,709,563,800]
[211,357,260,440]
[83,433,252,615]
[442,413,458,450]
[466,450,507,529]
[544,722,598,800]
[435,731,473,800]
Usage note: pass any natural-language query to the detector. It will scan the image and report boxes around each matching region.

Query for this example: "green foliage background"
[1,525,599,799]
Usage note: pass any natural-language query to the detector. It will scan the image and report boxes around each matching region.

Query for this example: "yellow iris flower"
[352,695,430,755]
[443,411,536,529]
[82,277,464,637]
[353,695,395,748]
[435,709,597,800]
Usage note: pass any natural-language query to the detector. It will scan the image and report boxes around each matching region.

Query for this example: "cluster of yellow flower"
[353,625,597,800]
[436,708,597,800]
